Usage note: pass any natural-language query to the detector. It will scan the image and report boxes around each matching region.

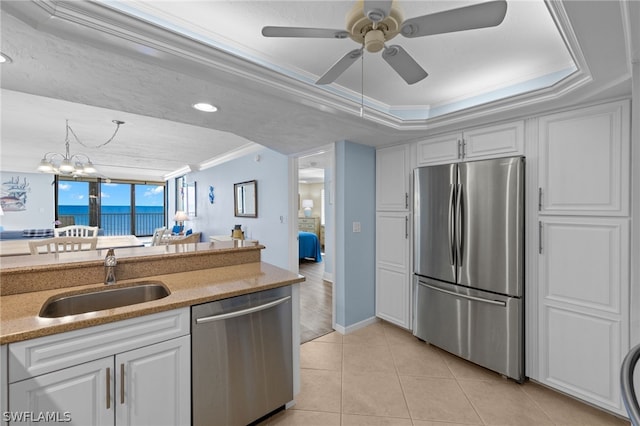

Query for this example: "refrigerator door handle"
[456,183,463,266]
[448,184,455,265]
[417,281,507,307]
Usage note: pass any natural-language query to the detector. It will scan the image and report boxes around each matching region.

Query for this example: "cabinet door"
[9,357,113,426]
[116,335,190,426]
[376,145,410,210]
[416,133,461,166]
[538,216,629,415]
[463,121,524,160]
[376,212,411,328]
[538,100,630,216]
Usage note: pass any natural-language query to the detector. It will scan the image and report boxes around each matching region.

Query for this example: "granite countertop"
[0,261,304,345]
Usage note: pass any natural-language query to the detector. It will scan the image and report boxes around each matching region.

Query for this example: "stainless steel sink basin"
[39,282,171,318]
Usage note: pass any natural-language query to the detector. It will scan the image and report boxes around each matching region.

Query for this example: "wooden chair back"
[29,237,98,254]
[54,225,99,237]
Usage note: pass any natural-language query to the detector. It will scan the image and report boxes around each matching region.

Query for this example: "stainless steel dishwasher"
[191,285,293,426]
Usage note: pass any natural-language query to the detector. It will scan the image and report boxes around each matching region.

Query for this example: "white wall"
[176,147,291,270]
[0,172,55,230]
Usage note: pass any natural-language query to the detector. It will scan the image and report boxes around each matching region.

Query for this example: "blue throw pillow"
[185,229,193,235]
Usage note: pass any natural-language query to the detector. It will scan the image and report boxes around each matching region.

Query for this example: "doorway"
[297,148,334,343]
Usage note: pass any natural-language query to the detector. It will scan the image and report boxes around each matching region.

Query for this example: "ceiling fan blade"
[401,0,508,38]
[316,49,364,85]
[262,26,349,39]
[364,1,393,23]
[382,45,428,85]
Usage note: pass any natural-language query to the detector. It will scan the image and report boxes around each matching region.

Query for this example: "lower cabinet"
[537,216,629,415]
[375,212,411,329]
[7,309,190,426]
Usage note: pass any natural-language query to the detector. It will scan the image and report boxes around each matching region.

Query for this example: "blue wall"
[181,147,291,269]
[334,141,376,328]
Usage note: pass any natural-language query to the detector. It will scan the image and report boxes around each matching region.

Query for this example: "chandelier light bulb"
[37,159,54,172]
[59,159,75,173]
[83,161,97,174]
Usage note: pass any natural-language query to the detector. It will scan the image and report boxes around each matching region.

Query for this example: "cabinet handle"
[106,367,111,409]
[457,139,462,159]
[461,138,466,159]
[538,187,543,211]
[405,192,408,209]
[405,216,409,239]
[120,363,125,404]
[538,221,543,254]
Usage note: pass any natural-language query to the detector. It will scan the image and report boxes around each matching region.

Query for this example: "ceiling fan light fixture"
[364,29,385,52]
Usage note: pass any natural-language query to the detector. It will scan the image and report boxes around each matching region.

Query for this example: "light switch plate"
[353,222,361,233]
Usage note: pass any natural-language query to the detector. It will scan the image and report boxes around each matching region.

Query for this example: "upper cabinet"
[416,121,524,166]
[376,145,411,211]
[538,100,630,216]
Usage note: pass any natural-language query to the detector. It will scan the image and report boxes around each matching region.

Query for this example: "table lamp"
[302,199,313,218]
[173,210,189,234]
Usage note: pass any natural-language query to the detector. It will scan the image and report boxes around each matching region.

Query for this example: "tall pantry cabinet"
[535,100,630,416]
[375,145,413,329]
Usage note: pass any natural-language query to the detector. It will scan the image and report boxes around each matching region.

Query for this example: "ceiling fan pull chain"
[360,51,364,118]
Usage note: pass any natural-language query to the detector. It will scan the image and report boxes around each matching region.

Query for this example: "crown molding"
[1,0,626,136]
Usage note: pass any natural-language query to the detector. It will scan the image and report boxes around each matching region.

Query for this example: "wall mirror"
[234,180,257,218]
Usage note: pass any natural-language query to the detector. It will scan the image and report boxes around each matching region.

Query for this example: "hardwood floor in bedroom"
[299,258,333,343]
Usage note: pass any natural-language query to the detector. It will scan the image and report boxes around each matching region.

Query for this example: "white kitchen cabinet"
[534,99,631,416]
[376,145,410,211]
[537,100,630,216]
[375,211,411,329]
[9,357,113,425]
[538,216,629,414]
[375,144,413,329]
[416,120,524,166]
[7,309,190,426]
[116,335,190,426]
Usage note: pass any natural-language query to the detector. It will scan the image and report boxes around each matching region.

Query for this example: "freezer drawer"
[413,276,524,382]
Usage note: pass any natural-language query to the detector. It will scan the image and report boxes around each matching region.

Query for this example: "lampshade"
[174,210,189,221]
[302,199,314,209]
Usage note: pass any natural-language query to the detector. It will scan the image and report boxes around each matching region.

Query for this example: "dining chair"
[151,227,168,246]
[29,237,98,254]
[54,225,99,237]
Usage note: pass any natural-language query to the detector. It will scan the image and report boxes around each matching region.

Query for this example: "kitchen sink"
[39,282,171,318]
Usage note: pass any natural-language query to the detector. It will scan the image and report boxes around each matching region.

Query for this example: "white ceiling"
[0,1,634,181]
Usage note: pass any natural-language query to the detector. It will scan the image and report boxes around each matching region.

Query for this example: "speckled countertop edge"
[0,261,305,345]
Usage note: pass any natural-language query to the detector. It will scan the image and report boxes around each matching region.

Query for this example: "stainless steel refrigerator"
[413,156,524,382]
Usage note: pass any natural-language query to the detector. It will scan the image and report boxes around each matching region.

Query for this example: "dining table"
[0,235,145,257]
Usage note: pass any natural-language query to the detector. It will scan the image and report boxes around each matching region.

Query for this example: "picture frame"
[234,180,257,218]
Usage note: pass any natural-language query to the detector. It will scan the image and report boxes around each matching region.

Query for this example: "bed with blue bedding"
[298,231,322,262]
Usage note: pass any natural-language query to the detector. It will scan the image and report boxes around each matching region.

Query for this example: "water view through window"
[57,179,165,236]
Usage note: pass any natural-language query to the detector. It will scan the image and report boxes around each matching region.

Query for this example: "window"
[56,177,166,236]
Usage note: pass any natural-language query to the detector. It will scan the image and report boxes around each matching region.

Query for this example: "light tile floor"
[261,321,630,426]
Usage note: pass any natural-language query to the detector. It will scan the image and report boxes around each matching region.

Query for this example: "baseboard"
[333,316,379,335]
[322,271,333,282]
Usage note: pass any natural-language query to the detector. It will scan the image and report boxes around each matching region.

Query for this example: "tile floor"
[262,321,630,426]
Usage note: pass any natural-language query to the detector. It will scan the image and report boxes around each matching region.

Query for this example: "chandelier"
[37,119,125,176]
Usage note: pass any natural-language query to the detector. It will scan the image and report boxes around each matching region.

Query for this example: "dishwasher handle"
[195,295,291,324]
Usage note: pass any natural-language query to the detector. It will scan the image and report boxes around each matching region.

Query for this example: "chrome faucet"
[104,248,117,285]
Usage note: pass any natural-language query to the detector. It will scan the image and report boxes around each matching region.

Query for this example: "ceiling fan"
[262,0,507,85]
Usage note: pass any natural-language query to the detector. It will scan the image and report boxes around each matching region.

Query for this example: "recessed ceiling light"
[193,103,218,112]
[0,52,13,64]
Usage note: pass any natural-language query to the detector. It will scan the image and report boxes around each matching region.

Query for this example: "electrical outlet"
[353,222,361,233]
